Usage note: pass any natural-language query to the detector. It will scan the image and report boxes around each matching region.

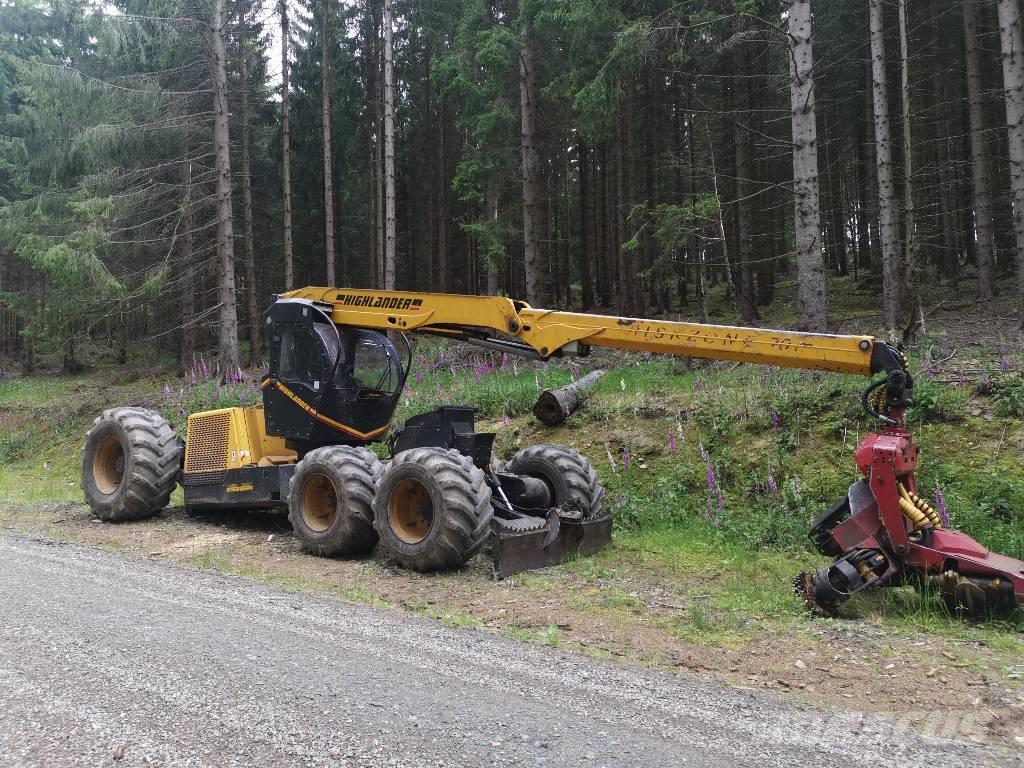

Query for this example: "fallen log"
[532,369,606,426]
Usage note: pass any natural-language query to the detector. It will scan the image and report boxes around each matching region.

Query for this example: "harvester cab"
[81,287,1024,615]
[260,298,407,445]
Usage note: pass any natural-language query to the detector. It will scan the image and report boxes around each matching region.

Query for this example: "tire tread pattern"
[288,446,383,557]
[505,444,605,519]
[374,448,493,572]
[81,407,181,522]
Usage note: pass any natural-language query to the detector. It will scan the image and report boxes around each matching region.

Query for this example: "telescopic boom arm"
[281,287,911,420]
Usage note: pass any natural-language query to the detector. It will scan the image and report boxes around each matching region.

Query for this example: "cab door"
[263,305,332,442]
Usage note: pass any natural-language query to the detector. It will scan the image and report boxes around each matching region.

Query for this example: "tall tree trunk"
[964,0,996,298]
[598,144,611,306]
[365,1,378,287]
[375,80,385,288]
[321,0,336,286]
[578,141,594,310]
[869,0,902,337]
[855,134,871,273]
[280,0,294,291]
[898,0,915,293]
[520,23,542,305]
[179,154,195,372]
[733,42,756,324]
[932,15,959,283]
[787,0,828,331]
[382,0,396,290]
[615,101,632,314]
[707,123,734,303]
[486,174,499,295]
[239,21,259,367]
[210,0,240,374]
[438,95,449,292]
[863,62,883,276]
[1000,0,1024,316]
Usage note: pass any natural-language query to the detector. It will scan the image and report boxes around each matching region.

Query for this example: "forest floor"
[2,271,1024,748]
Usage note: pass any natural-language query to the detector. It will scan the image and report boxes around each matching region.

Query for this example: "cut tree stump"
[532,369,606,426]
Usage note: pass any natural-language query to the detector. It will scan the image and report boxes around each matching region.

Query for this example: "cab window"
[279,326,324,385]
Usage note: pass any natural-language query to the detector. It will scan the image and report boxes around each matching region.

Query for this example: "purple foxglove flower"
[934,483,949,527]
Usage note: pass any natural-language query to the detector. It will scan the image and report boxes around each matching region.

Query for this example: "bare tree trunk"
[438,96,449,292]
[382,0,396,290]
[869,0,902,338]
[321,0,336,286]
[732,40,756,324]
[598,144,611,306]
[179,155,195,372]
[486,174,499,295]
[520,24,542,305]
[787,0,828,332]
[964,0,996,298]
[898,0,915,293]
[239,20,259,367]
[578,141,594,310]
[615,101,631,314]
[532,369,606,426]
[280,0,294,291]
[210,0,240,374]
[368,142,378,286]
[375,84,385,287]
[998,0,1024,315]
[863,61,883,276]
[364,1,378,287]
[932,15,959,282]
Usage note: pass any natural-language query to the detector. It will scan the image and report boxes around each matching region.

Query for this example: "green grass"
[2,320,1023,646]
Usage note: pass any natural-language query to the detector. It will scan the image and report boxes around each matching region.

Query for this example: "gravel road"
[0,532,1016,768]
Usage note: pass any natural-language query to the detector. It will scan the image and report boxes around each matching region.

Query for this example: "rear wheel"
[373,448,492,572]
[81,407,182,522]
[288,446,383,557]
[504,444,604,518]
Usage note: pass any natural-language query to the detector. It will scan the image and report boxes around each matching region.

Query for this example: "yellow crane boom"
[281,287,902,379]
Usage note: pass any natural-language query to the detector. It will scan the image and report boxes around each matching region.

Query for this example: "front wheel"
[81,407,182,521]
[288,446,383,557]
[373,448,492,572]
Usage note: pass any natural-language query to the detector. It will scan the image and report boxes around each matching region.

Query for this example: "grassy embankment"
[2,327,1023,654]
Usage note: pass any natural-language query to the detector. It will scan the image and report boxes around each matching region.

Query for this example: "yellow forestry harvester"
[81,289,1024,613]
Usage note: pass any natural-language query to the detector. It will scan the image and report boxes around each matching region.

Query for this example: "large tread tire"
[288,446,383,557]
[505,444,605,519]
[81,407,182,522]
[373,448,493,572]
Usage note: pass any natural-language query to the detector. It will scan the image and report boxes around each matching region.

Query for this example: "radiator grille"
[185,412,231,472]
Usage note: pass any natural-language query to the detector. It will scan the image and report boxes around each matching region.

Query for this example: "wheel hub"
[302,473,338,532]
[93,436,125,495]
[389,478,433,544]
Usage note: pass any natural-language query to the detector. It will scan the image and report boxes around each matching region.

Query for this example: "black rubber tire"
[81,407,182,522]
[373,448,493,572]
[504,444,605,519]
[288,446,383,557]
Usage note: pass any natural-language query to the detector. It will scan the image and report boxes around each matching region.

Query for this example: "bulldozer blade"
[492,514,612,578]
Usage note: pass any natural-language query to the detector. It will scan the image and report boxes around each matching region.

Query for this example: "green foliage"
[989,372,1024,417]
[395,353,574,422]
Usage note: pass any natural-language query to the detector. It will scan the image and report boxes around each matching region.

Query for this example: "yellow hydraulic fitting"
[897,482,943,530]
